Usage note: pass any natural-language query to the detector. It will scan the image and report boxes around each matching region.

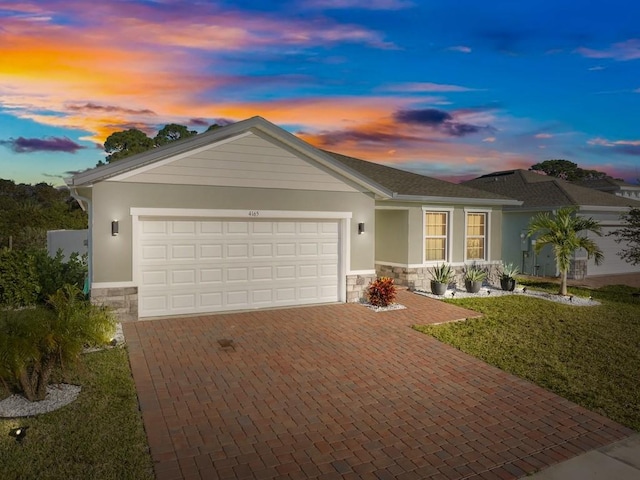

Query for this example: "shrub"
[429,263,454,284]
[0,248,86,308]
[500,262,520,280]
[0,248,41,307]
[367,277,397,307]
[464,265,487,282]
[0,285,115,401]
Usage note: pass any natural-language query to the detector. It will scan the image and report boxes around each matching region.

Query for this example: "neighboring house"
[464,170,640,279]
[66,116,519,321]
[575,177,640,200]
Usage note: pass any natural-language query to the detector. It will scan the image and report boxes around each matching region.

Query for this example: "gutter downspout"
[68,187,93,296]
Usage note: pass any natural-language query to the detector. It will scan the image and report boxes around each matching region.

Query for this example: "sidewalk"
[528,434,640,479]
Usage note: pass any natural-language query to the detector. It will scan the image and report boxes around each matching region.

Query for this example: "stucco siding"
[91,182,374,283]
[375,209,408,264]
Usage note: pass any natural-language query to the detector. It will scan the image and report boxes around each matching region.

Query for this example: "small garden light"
[9,426,29,443]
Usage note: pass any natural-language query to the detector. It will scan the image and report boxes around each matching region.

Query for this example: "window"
[466,212,487,260]
[425,212,448,261]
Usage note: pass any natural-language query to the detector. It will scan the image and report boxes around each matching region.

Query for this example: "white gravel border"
[415,285,600,306]
[362,303,407,312]
[0,384,81,418]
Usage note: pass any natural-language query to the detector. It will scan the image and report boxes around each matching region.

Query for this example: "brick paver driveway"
[124,290,633,480]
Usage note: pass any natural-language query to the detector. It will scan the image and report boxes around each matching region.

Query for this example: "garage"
[586,226,638,277]
[136,217,342,317]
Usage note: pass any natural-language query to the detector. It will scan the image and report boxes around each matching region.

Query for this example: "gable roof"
[67,116,519,205]
[463,169,640,209]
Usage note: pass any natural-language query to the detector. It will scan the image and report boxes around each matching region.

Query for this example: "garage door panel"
[171,222,196,234]
[227,244,249,258]
[172,294,195,309]
[252,266,273,280]
[138,218,341,317]
[200,292,222,307]
[200,244,223,259]
[252,222,273,234]
[171,270,195,285]
[141,245,167,260]
[227,267,249,281]
[142,221,167,235]
[227,290,249,305]
[141,270,167,286]
[227,222,249,234]
[252,290,273,303]
[172,245,196,259]
[299,243,319,255]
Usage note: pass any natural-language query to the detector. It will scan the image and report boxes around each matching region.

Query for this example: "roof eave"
[389,194,522,206]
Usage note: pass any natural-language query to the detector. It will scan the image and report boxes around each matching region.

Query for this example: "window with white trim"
[424,211,448,262]
[466,212,487,260]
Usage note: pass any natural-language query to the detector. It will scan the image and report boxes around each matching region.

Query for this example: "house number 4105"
[248,210,260,217]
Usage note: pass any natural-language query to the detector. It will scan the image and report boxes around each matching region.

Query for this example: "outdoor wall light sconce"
[358,222,365,235]
[9,426,28,443]
[111,220,119,236]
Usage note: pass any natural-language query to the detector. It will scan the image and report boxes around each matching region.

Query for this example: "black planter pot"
[500,277,516,291]
[465,280,483,293]
[430,280,448,296]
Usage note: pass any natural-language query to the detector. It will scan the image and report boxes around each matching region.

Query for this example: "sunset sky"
[1,0,639,186]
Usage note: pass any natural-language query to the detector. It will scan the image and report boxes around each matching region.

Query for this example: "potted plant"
[429,263,454,295]
[464,265,486,293]
[499,263,520,291]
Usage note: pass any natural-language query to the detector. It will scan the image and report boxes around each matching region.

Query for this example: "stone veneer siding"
[376,263,502,291]
[346,273,377,303]
[91,286,138,322]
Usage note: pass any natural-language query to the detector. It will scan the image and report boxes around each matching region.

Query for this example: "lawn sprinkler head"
[9,426,28,443]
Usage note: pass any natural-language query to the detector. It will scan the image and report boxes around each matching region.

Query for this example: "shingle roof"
[463,169,640,208]
[575,177,640,191]
[324,151,516,201]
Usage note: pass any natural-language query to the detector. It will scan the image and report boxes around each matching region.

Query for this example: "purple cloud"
[394,108,492,137]
[0,137,86,154]
[66,103,156,116]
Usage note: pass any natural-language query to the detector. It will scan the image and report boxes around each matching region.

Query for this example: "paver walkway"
[123,290,634,480]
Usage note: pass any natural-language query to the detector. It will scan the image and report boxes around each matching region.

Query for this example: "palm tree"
[527,206,604,295]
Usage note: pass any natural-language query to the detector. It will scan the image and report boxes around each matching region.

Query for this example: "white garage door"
[137,218,340,317]
[586,227,639,276]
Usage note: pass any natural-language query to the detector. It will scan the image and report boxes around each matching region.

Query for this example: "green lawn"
[414,282,640,431]
[0,347,154,480]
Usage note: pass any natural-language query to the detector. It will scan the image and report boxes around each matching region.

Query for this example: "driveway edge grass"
[414,284,640,432]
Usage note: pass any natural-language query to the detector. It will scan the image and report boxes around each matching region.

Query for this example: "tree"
[530,159,609,181]
[154,123,197,146]
[103,128,155,163]
[527,206,604,295]
[0,285,114,401]
[0,179,87,250]
[608,207,640,265]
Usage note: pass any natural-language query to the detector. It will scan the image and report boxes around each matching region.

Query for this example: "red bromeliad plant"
[367,277,397,307]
